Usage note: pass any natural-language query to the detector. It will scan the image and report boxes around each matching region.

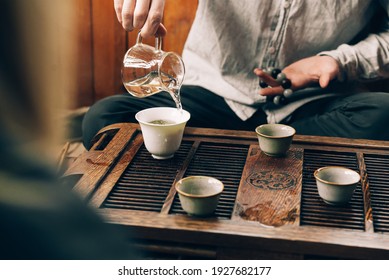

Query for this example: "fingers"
[133,0,151,29]
[155,24,167,37]
[113,0,124,24]
[254,56,340,100]
[254,68,279,87]
[319,72,331,88]
[114,0,165,37]
[140,0,165,37]
[254,68,285,96]
[259,86,285,96]
[119,0,136,31]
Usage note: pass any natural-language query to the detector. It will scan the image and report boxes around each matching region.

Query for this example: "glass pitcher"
[122,32,185,98]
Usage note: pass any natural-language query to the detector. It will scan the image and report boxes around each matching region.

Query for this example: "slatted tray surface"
[169,142,248,218]
[101,141,249,219]
[102,141,193,212]
[98,129,389,233]
[65,124,389,258]
[301,150,365,230]
[364,154,389,233]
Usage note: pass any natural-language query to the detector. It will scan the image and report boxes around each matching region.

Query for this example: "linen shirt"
[182,0,389,123]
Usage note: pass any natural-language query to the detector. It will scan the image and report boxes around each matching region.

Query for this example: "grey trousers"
[82,85,389,149]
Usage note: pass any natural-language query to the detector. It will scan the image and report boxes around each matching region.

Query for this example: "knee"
[83,97,115,125]
[81,101,106,149]
[83,98,113,131]
[347,92,389,140]
[82,96,133,149]
[371,92,389,140]
[83,100,104,127]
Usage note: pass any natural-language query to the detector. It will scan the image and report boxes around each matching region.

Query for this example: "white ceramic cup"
[255,124,296,157]
[314,166,360,205]
[135,107,190,159]
[175,176,224,217]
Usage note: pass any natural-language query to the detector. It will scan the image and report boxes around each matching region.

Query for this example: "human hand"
[254,56,340,97]
[114,0,167,37]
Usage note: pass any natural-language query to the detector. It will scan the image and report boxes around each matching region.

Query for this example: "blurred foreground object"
[0,0,139,259]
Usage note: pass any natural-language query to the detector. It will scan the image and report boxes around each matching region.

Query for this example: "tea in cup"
[314,166,360,205]
[135,107,190,159]
[255,124,295,157]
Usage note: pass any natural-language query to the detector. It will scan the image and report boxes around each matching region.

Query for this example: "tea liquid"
[123,70,183,112]
[149,119,176,125]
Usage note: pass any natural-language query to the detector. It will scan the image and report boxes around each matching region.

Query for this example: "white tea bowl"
[135,107,190,159]
[175,176,224,217]
[314,166,360,205]
[255,124,296,157]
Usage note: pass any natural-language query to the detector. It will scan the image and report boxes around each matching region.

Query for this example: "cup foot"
[186,212,215,217]
[322,198,350,206]
[151,154,174,160]
[263,151,287,157]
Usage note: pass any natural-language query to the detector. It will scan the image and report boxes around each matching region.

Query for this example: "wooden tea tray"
[64,123,389,259]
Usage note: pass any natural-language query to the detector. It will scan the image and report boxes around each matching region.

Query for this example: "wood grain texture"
[63,125,137,199]
[90,132,144,208]
[91,0,127,99]
[101,208,389,259]
[357,152,375,233]
[234,146,302,227]
[74,0,94,107]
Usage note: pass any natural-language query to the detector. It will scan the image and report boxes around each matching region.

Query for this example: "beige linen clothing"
[182,0,389,123]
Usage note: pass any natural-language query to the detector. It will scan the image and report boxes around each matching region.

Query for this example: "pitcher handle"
[136,31,162,51]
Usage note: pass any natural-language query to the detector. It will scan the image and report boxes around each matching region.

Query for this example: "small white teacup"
[314,166,360,205]
[255,124,296,157]
[175,176,224,217]
[135,107,190,159]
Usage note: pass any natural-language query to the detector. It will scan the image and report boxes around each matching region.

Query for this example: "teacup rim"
[135,107,190,126]
[175,176,224,198]
[255,124,296,139]
[314,166,361,186]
